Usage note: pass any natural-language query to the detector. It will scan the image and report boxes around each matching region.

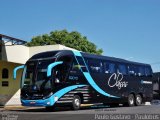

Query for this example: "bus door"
[52,55,73,90]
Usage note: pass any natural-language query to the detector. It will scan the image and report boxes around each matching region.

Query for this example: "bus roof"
[30,50,151,67]
[82,52,150,66]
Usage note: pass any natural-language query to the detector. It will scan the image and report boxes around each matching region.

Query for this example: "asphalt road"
[0,104,160,120]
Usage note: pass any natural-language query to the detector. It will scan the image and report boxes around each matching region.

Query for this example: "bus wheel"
[128,94,135,107]
[135,94,142,106]
[72,95,81,110]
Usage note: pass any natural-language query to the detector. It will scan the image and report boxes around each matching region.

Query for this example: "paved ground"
[0,104,160,120]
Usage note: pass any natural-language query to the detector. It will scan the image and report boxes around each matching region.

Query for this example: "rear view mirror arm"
[47,61,63,77]
[13,65,25,80]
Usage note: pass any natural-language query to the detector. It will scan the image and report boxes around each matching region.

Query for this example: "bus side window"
[118,64,127,75]
[109,63,116,74]
[145,67,152,77]
[128,65,135,76]
[104,62,109,73]
[134,66,139,76]
[25,70,33,85]
[88,59,102,73]
[104,62,115,74]
[138,66,145,76]
[70,59,81,74]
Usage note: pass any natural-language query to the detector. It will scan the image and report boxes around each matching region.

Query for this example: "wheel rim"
[75,99,80,107]
[129,97,134,105]
[136,96,142,104]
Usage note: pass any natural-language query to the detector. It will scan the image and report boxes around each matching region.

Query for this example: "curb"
[3,104,93,110]
[4,105,26,110]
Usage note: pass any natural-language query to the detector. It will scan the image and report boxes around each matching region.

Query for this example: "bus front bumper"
[21,95,55,107]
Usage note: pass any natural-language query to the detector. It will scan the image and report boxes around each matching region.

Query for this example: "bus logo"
[108,73,128,90]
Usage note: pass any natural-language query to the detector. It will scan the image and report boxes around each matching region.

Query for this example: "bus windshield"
[22,59,56,92]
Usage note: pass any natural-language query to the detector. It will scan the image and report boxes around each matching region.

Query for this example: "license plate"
[30,101,36,104]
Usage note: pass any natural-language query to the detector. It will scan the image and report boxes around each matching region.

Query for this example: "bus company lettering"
[108,73,128,90]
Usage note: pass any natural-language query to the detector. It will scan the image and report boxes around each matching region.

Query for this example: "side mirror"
[13,65,25,80]
[47,61,63,77]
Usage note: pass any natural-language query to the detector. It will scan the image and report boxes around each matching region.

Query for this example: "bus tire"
[135,94,142,106]
[128,94,135,107]
[72,95,81,110]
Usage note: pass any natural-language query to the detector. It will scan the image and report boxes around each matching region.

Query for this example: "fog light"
[54,96,58,102]
[47,102,50,105]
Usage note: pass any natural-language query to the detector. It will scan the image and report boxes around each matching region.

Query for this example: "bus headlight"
[47,102,50,105]
[54,96,59,102]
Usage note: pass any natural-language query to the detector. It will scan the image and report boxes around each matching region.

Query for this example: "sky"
[0,0,160,72]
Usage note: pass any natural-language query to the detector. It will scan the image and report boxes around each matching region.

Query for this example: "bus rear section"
[79,52,153,107]
[153,72,160,100]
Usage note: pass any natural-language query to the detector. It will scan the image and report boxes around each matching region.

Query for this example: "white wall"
[2,45,29,64]
[29,44,76,58]
[2,44,76,64]
[29,44,60,58]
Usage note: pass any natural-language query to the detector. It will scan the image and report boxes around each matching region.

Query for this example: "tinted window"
[128,65,137,76]
[88,59,102,73]
[70,59,81,74]
[54,55,72,82]
[37,59,55,69]
[145,67,152,76]
[104,62,116,74]
[138,66,145,76]
[118,64,127,75]
[76,56,88,72]
[24,70,33,85]
[31,51,58,59]
[104,62,109,73]
[134,66,139,76]
[109,63,116,73]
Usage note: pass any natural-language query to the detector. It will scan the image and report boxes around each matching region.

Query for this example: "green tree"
[27,29,103,55]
